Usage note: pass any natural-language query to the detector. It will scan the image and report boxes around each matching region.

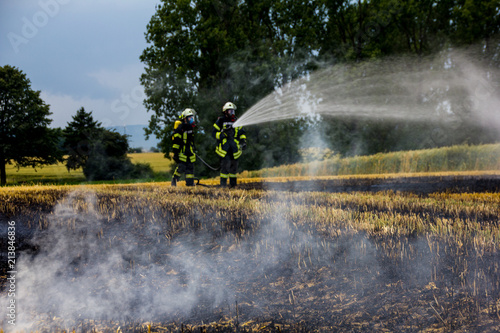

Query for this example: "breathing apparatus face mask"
[187,116,195,126]
[227,109,236,121]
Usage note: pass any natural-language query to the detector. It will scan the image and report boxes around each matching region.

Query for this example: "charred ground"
[1,175,500,332]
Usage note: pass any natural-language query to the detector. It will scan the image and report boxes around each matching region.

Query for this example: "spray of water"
[233,52,500,130]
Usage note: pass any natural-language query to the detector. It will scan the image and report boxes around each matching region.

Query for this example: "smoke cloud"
[3,191,233,330]
[0,189,312,329]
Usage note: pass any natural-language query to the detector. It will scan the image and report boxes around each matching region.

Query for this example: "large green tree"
[0,65,63,186]
[451,0,500,46]
[141,0,500,172]
[141,0,323,175]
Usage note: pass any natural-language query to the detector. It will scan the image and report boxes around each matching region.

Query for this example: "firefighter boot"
[186,177,194,186]
[220,177,227,187]
[229,177,237,188]
[171,176,179,187]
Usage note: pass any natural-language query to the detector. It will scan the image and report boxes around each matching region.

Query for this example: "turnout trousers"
[220,156,238,187]
[172,161,195,186]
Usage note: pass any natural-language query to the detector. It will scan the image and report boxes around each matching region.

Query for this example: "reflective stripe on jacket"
[212,117,246,159]
[172,123,196,163]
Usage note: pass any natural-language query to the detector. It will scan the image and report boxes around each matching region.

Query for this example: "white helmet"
[222,102,236,112]
[181,108,196,118]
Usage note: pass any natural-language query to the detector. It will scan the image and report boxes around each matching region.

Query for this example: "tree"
[0,65,63,186]
[140,0,500,173]
[63,107,153,181]
[451,0,500,46]
[141,0,323,175]
[83,130,138,181]
[63,107,102,171]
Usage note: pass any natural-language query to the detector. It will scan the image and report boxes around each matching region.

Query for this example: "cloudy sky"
[1,0,159,128]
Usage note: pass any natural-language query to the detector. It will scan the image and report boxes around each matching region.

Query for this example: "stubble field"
[1,178,500,332]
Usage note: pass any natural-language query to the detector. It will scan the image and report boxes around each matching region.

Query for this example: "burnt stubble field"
[1,177,500,332]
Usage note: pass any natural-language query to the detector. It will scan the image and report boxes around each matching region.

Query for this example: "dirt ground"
[237,174,500,194]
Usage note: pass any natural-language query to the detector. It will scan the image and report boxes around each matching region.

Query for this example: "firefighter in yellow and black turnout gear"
[212,102,247,188]
[172,108,197,186]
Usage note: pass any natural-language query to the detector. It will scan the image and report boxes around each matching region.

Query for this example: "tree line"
[140,0,500,176]
[0,65,153,186]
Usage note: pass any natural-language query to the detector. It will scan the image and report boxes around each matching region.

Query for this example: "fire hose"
[191,154,221,187]
[195,153,220,171]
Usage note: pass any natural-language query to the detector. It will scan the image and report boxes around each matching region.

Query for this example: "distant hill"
[108,125,160,151]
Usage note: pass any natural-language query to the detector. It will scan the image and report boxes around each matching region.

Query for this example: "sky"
[1,0,160,128]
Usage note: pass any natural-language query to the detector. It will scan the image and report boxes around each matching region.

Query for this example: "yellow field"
[4,143,500,185]
[4,160,84,184]
[4,153,174,185]
[246,143,500,178]
[128,152,172,172]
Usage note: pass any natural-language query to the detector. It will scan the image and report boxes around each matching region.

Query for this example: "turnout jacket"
[172,122,196,163]
[212,116,247,159]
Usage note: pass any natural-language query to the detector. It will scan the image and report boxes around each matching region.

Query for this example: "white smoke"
[3,191,233,330]
[0,188,324,330]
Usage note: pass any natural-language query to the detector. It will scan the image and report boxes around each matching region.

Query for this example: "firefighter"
[171,108,197,186]
[212,102,247,188]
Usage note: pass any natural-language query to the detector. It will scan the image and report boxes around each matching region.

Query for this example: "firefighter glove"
[240,140,247,150]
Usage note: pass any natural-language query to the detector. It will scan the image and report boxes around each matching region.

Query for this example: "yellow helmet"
[222,102,236,112]
[181,108,196,118]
